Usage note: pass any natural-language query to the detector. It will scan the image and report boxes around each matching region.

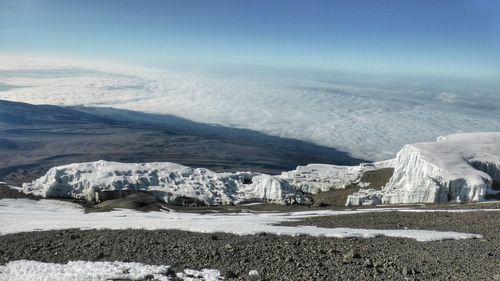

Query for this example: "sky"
[1,0,499,79]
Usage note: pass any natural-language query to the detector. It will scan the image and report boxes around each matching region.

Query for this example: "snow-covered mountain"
[21,132,500,206]
[347,132,500,205]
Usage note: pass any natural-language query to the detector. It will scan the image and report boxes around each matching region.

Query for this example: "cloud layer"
[1,55,499,161]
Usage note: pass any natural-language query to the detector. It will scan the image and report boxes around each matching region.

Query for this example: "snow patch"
[248,270,260,277]
[0,260,221,281]
[0,199,488,241]
[176,269,222,281]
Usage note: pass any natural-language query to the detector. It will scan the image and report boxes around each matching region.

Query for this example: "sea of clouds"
[1,54,499,161]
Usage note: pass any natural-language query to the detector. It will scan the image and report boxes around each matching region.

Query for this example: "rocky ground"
[0,210,499,281]
[1,183,499,280]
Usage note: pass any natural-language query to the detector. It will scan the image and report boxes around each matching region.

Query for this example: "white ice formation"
[20,160,389,205]
[22,161,302,205]
[280,164,364,194]
[21,133,500,206]
[280,160,394,194]
[347,132,500,205]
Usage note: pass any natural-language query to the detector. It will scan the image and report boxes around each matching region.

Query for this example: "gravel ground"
[1,208,499,280]
[1,184,499,280]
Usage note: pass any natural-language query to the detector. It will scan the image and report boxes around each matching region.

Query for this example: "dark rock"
[223,269,238,278]
[343,249,361,260]
[363,259,373,268]
[315,202,331,207]
[164,268,176,277]
[403,267,416,276]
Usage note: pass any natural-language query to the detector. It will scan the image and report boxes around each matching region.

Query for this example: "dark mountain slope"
[0,99,364,185]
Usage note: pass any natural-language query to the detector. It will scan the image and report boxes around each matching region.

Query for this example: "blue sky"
[1,0,499,79]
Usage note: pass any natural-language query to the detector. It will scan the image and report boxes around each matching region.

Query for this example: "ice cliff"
[347,132,500,205]
[22,161,303,205]
[21,133,500,206]
[21,161,384,206]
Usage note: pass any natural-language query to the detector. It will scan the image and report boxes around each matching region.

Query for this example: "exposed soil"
[359,167,394,190]
[311,187,360,208]
[90,192,169,212]
[309,167,395,208]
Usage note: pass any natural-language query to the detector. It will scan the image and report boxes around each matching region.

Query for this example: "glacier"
[347,132,500,205]
[20,160,387,205]
[21,132,500,206]
[21,161,302,205]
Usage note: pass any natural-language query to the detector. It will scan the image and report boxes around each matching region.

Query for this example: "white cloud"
[436,92,457,103]
[1,55,499,161]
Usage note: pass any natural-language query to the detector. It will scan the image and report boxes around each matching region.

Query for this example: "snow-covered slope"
[347,132,500,205]
[22,161,303,205]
